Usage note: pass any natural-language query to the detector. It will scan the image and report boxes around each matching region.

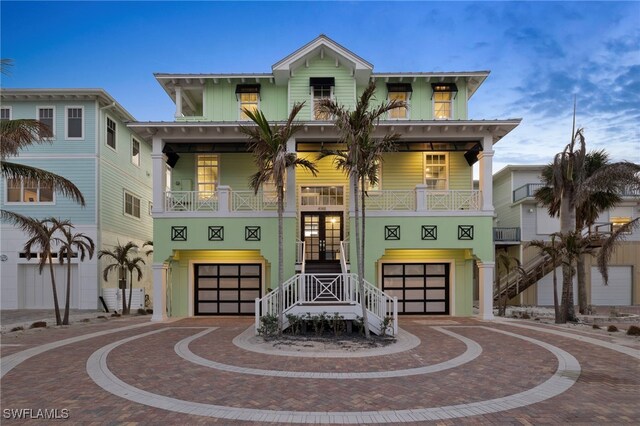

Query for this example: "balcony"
[493,227,521,243]
[512,183,544,203]
[366,188,482,212]
[164,186,279,213]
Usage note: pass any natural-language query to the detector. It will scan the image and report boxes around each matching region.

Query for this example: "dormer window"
[432,83,458,120]
[310,77,334,120]
[386,83,412,120]
[236,84,261,120]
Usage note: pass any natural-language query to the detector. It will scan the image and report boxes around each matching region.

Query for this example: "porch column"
[151,135,165,214]
[478,135,494,212]
[174,86,183,118]
[151,263,168,322]
[285,137,297,213]
[477,261,495,320]
[415,184,428,211]
[218,186,230,213]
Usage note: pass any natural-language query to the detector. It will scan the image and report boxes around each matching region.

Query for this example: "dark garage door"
[382,263,450,314]
[194,264,261,315]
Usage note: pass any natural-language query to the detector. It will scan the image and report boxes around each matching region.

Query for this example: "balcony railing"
[231,190,278,211]
[164,191,218,212]
[512,183,544,203]
[364,189,481,212]
[164,187,281,212]
[493,227,521,242]
[365,190,416,210]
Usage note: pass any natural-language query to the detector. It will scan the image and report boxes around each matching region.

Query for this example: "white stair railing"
[296,240,306,274]
[254,274,300,331]
[352,274,398,335]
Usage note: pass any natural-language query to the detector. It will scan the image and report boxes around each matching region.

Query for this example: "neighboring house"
[493,165,640,307]
[0,89,153,310]
[129,35,520,327]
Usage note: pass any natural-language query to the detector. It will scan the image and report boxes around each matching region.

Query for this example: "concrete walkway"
[1,316,639,424]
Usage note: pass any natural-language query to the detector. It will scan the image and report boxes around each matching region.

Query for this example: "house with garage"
[0,89,153,311]
[129,35,520,330]
[492,165,640,307]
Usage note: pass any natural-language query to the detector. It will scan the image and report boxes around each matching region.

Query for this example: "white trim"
[36,105,56,138]
[105,115,117,151]
[0,105,12,120]
[65,105,84,140]
[4,177,56,205]
[131,137,141,167]
[123,189,142,220]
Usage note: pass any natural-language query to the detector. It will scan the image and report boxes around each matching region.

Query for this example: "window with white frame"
[196,154,219,199]
[424,153,448,190]
[106,117,116,149]
[66,107,83,139]
[236,84,260,120]
[0,106,11,121]
[38,107,55,137]
[432,83,458,120]
[6,178,54,203]
[124,191,141,218]
[310,77,334,120]
[131,138,140,166]
[386,83,412,119]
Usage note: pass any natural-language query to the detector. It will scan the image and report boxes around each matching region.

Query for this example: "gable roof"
[272,34,373,85]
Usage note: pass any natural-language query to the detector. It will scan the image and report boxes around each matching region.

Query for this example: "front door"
[301,212,343,262]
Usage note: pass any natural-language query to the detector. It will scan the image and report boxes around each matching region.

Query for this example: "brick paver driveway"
[1,316,638,424]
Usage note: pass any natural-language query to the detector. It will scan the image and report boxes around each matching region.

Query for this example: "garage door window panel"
[195,263,261,315]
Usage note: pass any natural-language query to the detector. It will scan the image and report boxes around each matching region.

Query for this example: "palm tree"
[239,103,318,334]
[125,255,145,314]
[22,218,68,325]
[99,242,140,314]
[597,217,640,284]
[529,234,562,322]
[142,240,153,256]
[318,81,405,338]
[57,222,95,325]
[495,250,522,316]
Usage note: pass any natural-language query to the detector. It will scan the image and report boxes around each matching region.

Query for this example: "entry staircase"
[255,240,398,336]
[493,223,614,303]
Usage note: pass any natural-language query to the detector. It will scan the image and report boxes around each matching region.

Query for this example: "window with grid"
[0,107,11,121]
[124,191,141,218]
[66,107,83,138]
[131,138,140,166]
[424,154,448,190]
[38,107,54,137]
[433,92,453,120]
[312,86,332,120]
[239,93,259,120]
[197,154,219,199]
[106,117,116,149]
[6,178,54,203]
[388,91,408,119]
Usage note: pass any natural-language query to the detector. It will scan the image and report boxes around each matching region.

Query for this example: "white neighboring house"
[0,89,153,310]
[492,165,640,307]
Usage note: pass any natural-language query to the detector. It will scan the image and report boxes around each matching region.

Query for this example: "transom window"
[66,107,83,139]
[131,138,140,166]
[6,178,54,203]
[38,107,55,137]
[124,191,141,218]
[0,107,11,121]
[424,154,448,190]
[106,117,116,149]
[197,154,219,199]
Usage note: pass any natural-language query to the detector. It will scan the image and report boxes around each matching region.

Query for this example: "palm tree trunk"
[277,185,285,335]
[353,176,370,338]
[48,256,62,325]
[495,274,502,316]
[128,270,133,314]
[576,255,587,314]
[559,187,577,323]
[503,266,510,316]
[551,244,560,323]
[121,266,127,314]
[63,252,72,325]
[360,175,370,339]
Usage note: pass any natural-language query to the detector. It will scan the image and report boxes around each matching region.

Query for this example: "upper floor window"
[66,107,84,139]
[6,178,54,203]
[131,138,140,166]
[236,84,261,120]
[37,107,55,137]
[1,106,12,121]
[124,191,141,219]
[106,117,116,150]
[424,153,448,190]
[197,154,219,198]
[310,77,334,120]
[432,83,458,120]
[386,83,412,120]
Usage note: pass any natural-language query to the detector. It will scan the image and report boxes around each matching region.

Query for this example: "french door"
[301,212,343,262]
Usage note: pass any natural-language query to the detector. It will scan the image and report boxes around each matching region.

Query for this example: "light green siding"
[493,172,520,229]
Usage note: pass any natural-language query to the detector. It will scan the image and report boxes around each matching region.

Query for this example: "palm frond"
[1,119,53,158]
[597,218,640,284]
[1,161,85,205]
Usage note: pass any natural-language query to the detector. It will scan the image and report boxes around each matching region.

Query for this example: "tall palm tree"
[240,103,318,334]
[57,222,95,325]
[99,242,140,314]
[318,81,405,338]
[22,218,68,325]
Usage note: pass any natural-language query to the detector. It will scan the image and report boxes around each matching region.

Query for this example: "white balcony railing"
[164,191,218,212]
[422,190,481,211]
[231,190,278,212]
[365,188,481,212]
[164,187,282,212]
[365,190,416,210]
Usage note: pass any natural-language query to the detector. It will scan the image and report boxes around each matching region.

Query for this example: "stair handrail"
[254,274,300,332]
[351,273,398,335]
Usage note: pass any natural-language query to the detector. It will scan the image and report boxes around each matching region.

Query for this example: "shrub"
[312,313,328,336]
[380,316,394,337]
[10,326,24,332]
[258,313,278,338]
[137,308,147,315]
[592,324,601,329]
[521,311,531,319]
[354,315,365,336]
[30,321,46,329]
[626,325,640,336]
[331,313,345,337]
[146,309,153,314]
[286,314,302,335]
[607,325,618,332]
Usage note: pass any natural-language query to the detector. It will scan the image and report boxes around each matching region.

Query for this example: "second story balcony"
[512,183,544,203]
[164,187,279,214]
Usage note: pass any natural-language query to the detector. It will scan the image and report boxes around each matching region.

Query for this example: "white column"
[478,135,494,212]
[415,184,428,211]
[174,86,183,118]
[217,185,230,213]
[151,136,165,214]
[477,261,495,320]
[285,137,297,213]
[151,263,168,322]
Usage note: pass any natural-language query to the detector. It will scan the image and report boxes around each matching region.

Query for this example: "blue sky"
[2,1,639,173]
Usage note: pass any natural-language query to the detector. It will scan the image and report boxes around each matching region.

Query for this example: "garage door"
[194,264,261,315]
[536,267,577,306]
[21,264,78,309]
[591,266,632,306]
[382,263,450,315]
